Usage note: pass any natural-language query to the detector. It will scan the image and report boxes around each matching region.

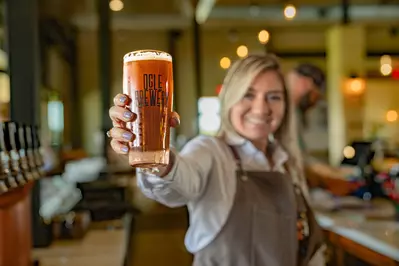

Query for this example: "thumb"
[169,112,180,128]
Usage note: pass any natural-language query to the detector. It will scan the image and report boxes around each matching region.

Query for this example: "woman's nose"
[252,97,271,115]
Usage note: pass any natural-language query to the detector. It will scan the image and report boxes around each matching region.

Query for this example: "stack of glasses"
[0,122,44,194]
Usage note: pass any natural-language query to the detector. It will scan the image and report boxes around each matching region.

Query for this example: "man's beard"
[298,92,315,129]
[298,91,314,113]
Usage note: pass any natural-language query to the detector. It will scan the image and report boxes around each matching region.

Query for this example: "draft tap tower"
[1,0,42,265]
[0,123,44,266]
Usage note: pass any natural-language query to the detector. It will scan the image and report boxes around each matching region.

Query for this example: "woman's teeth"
[246,117,267,125]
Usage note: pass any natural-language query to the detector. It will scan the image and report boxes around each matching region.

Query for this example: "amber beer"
[123,50,173,168]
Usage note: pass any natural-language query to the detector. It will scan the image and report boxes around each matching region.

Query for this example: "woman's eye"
[243,93,254,100]
[266,94,282,101]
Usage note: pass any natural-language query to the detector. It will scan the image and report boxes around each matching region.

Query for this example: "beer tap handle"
[24,125,34,150]
[12,123,33,182]
[18,125,27,150]
[5,122,18,151]
[10,122,22,151]
[34,125,41,148]
[4,122,26,186]
[0,124,8,194]
[1,122,12,152]
[31,126,38,151]
[0,123,8,153]
[31,126,44,167]
[0,122,19,189]
[29,126,44,178]
[22,125,41,180]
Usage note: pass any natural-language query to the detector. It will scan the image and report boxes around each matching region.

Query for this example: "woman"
[108,54,325,265]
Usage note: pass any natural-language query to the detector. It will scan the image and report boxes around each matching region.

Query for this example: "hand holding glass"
[108,50,179,168]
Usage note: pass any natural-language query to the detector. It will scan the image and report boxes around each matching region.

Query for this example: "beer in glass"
[123,50,173,168]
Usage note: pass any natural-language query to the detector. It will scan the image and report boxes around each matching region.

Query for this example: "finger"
[109,106,137,123]
[110,139,129,154]
[113,119,126,129]
[297,221,303,229]
[169,112,180,128]
[113,93,131,107]
[108,128,135,143]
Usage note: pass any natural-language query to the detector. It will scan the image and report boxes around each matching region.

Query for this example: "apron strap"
[216,136,245,175]
[226,145,244,173]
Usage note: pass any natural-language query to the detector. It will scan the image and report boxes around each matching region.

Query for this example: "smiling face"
[230,70,286,147]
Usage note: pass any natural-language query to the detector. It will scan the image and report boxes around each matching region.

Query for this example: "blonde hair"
[217,54,305,185]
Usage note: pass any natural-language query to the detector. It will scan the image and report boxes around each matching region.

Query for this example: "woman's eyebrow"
[267,90,284,94]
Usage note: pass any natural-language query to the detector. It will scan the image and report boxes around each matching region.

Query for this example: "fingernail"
[121,146,129,153]
[123,111,132,119]
[122,132,132,140]
[119,95,127,103]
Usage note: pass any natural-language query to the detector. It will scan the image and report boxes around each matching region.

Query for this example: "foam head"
[123,50,172,63]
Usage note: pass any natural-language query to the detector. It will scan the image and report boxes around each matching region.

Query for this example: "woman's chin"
[245,123,271,134]
[245,130,270,141]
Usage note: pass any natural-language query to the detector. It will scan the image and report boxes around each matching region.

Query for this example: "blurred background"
[0,0,398,265]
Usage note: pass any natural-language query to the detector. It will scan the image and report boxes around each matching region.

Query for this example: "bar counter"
[32,227,126,266]
[316,204,399,265]
[32,218,127,266]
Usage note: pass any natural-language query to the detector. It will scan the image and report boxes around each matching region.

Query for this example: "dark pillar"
[98,0,112,159]
[4,0,49,249]
[192,18,202,135]
[5,0,40,125]
[342,0,350,24]
[98,0,112,158]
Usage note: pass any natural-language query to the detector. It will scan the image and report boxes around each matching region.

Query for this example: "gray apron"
[193,145,324,266]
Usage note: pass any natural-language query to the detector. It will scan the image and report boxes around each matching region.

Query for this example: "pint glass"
[123,50,173,168]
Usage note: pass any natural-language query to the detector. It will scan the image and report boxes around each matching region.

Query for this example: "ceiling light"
[381,64,392,76]
[109,0,124,12]
[258,30,270,44]
[237,45,248,58]
[284,4,296,20]
[220,57,231,69]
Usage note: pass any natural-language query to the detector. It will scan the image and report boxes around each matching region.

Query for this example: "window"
[198,97,221,135]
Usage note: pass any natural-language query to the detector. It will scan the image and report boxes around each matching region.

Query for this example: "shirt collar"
[224,131,246,146]
[223,131,289,169]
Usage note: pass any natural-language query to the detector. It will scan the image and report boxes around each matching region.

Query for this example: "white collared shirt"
[136,133,290,253]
